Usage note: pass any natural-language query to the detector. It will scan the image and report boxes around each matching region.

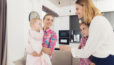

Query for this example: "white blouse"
[71,16,114,58]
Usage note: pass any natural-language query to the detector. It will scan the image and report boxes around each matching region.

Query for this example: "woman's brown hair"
[43,14,54,20]
[76,0,102,24]
[80,22,90,27]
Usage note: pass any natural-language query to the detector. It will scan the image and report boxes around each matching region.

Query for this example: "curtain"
[0,0,7,65]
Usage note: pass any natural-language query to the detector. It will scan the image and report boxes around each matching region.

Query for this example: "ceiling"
[48,0,76,7]
[47,0,102,7]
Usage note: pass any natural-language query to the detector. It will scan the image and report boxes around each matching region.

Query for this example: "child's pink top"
[26,30,52,65]
[79,37,91,65]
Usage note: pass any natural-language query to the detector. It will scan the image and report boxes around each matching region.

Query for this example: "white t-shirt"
[71,16,114,58]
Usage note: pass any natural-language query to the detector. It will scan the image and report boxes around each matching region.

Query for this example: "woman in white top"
[60,0,114,65]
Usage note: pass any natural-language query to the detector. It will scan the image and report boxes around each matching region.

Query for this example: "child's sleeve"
[25,33,33,54]
[26,41,34,54]
[30,42,42,54]
[25,33,34,54]
[28,30,43,54]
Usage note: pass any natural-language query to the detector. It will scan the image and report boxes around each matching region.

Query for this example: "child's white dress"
[26,30,52,65]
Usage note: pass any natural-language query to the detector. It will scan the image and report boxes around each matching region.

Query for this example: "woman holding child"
[42,14,57,58]
[60,0,114,65]
[25,14,57,65]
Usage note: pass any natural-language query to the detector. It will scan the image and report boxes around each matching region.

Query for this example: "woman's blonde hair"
[76,0,102,24]
[30,18,41,27]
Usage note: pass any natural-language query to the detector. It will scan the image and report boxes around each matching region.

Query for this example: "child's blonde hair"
[30,18,41,28]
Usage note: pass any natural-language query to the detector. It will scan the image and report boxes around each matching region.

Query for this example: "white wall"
[53,16,70,48]
[58,5,76,16]
[7,0,24,65]
[94,0,114,12]
[103,12,114,29]
[7,0,42,65]
[57,0,114,16]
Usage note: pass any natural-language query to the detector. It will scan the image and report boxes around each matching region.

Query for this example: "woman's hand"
[42,48,52,56]
[32,51,38,56]
[59,45,71,52]
[90,62,95,65]
[32,51,42,57]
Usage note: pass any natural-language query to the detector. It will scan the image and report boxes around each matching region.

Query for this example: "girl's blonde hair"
[76,0,102,24]
[30,18,41,27]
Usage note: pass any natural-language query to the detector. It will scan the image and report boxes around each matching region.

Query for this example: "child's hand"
[44,24,49,31]
[40,27,42,30]
[39,25,42,30]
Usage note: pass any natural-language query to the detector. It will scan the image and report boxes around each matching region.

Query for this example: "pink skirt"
[26,55,49,65]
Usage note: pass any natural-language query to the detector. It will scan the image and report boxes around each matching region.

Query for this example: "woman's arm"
[60,45,71,52]
[60,37,84,52]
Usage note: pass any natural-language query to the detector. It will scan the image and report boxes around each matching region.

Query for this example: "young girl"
[26,18,52,65]
[79,22,95,65]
